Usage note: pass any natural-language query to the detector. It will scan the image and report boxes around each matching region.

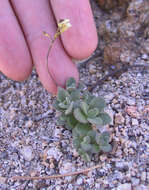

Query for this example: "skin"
[0,0,98,94]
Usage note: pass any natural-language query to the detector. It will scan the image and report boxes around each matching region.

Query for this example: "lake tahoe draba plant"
[53,78,112,161]
[44,19,112,161]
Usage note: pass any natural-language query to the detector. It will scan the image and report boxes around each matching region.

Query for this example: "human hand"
[0,0,98,94]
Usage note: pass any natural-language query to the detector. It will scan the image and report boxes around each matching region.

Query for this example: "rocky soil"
[0,0,149,189]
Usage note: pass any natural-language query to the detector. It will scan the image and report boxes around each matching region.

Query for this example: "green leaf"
[87,130,96,141]
[65,102,74,115]
[57,87,69,102]
[82,92,93,104]
[73,108,88,124]
[91,144,100,154]
[70,90,80,101]
[52,100,60,110]
[58,102,68,109]
[78,82,85,91]
[73,123,92,137]
[87,108,99,118]
[78,149,91,162]
[81,142,92,152]
[100,144,112,152]
[66,77,76,91]
[73,138,80,149]
[87,117,103,125]
[56,118,66,126]
[89,97,106,112]
[80,102,89,115]
[96,132,110,145]
[56,114,67,126]
[100,131,110,143]
[83,136,91,144]
[66,114,78,129]
[81,152,91,162]
[98,113,111,125]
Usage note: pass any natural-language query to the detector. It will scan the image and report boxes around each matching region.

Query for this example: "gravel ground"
[0,0,149,190]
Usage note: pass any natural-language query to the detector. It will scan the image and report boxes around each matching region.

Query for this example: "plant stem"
[11,164,100,181]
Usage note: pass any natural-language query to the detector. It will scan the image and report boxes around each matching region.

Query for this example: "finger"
[11,0,79,94]
[0,1,32,81]
[50,0,98,60]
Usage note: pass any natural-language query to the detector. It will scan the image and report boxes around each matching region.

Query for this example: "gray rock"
[134,185,149,190]
[131,177,140,186]
[47,147,62,161]
[76,177,83,185]
[141,171,146,181]
[0,176,6,184]
[117,183,132,190]
[20,146,34,161]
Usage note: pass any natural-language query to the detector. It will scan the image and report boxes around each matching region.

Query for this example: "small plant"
[44,19,112,161]
[53,78,112,161]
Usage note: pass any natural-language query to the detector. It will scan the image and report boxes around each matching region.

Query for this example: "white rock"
[135,185,149,190]
[59,162,76,182]
[55,185,61,190]
[131,177,140,186]
[117,183,132,190]
[141,171,146,181]
[0,176,6,184]
[20,146,34,161]
[132,118,139,126]
[59,162,75,174]
[47,147,62,161]
[127,98,136,106]
[77,177,83,185]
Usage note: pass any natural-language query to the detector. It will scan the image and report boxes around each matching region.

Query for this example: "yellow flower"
[58,19,72,33]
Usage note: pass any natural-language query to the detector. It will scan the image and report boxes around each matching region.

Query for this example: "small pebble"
[131,177,140,186]
[141,171,146,181]
[117,183,132,190]
[125,106,140,118]
[115,113,125,124]
[0,176,6,184]
[77,177,83,185]
[131,118,139,126]
[20,146,34,161]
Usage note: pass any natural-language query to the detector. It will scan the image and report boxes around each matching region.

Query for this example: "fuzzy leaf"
[73,100,81,109]
[80,101,89,115]
[73,123,92,137]
[65,102,74,115]
[82,153,91,162]
[58,102,68,109]
[89,97,106,112]
[96,132,110,145]
[73,108,87,124]
[100,144,112,152]
[52,100,59,109]
[82,92,93,104]
[56,118,65,126]
[87,117,103,125]
[66,114,77,129]
[78,149,91,162]
[87,108,99,118]
[70,90,80,101]
[83,136,91,144]
[91,144,100,154]
[66,77,76,91]
[57,87,69,102]
[98,113,111,125]
[81,142,92,152]
[56,114,67,126]
[87,130,96,141]
[100,131,110,143]
[73,138,80,149]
